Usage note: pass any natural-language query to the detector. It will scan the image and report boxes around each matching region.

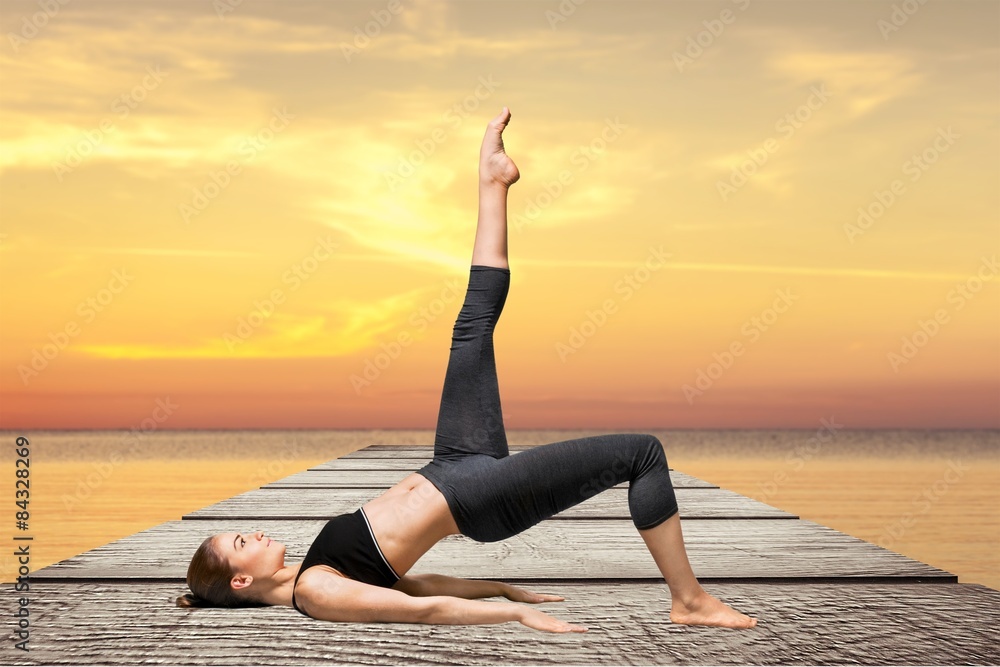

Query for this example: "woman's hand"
[500,583,587,633]
[517,606,588,633]
[500,582,565,604]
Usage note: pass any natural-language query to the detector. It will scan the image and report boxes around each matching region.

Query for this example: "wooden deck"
[18,444,1000,665]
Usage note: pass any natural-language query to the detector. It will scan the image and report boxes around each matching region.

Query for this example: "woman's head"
[175,531,285,609]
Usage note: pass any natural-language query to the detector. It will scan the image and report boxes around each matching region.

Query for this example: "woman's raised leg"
[426,108,520,463]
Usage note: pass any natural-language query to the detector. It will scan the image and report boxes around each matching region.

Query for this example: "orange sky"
[1,0,998,430]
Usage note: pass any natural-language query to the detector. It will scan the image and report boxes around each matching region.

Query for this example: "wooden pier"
[17,444,1000,665]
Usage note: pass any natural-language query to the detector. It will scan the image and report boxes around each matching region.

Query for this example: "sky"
[0,0,997,430]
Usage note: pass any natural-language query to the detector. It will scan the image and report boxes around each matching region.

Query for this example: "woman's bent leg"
[446,433,677,542]
[640,515,758,628]
[440,432,758,629]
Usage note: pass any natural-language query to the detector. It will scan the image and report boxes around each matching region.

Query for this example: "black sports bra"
[291,507,400,617]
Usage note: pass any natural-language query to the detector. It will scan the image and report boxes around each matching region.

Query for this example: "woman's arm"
[394,573,566,604]
[428,596,587,633]
[393,573,502,599]
[298,572,586,633]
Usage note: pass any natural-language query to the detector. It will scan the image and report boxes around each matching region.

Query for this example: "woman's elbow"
[412,595,453,624]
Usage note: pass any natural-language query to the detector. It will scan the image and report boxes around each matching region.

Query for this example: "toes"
[489,107,511,129]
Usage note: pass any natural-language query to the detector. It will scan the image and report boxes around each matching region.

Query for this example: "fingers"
[555,620,588,633]
[525,612,588,633]
[512,587,565,603]
[539,612,586,633]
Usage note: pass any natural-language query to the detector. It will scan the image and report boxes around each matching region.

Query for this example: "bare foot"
[479,106,520,188]
[670,590,758,629]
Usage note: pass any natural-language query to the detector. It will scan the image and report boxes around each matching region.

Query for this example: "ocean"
[3,429,997,590]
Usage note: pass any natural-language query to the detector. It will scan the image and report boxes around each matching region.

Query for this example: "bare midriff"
[361,472,460,577]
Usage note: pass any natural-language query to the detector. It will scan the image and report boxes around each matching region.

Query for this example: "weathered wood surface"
[328,446,676,470]
[313,457,481,470]
[344,443,684,453]
[264,469,716,488]
[8,582,999,666]
[313,457,675,471]
[32,519,952,581]
[21,443,992,665]
[182,486,796,520]
[340,446,534,458]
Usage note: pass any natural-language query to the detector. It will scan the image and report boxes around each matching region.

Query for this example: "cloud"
[74,279,448,359]
[517,257,981,282]
[49,247,261,258]
[766,49,923,120]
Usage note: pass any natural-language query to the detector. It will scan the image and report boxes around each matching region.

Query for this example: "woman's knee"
[624,432,662,454]
[634,433,669,472]
[640,433,662,449]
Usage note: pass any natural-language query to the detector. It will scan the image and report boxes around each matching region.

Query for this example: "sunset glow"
[1,0,997,429]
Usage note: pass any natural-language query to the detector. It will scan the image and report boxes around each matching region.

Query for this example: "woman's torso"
[360,471,459,572]
[292,472,458,611]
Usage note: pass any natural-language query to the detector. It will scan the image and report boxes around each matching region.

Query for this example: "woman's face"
[217,530,286,590]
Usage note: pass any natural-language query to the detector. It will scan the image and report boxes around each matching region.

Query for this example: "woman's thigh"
[437,433,668,542]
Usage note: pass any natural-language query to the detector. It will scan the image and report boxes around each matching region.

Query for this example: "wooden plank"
[182,487,796,520]
[340,446,534,458]
[351,445,533,452]
[264,469,716,488]
[316,458,445,471]
[10,582,999,664]
[31,518,952,581]
[334,447,673,471]
[312,457,674,471]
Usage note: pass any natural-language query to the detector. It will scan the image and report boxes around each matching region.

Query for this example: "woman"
[177,107,758,632]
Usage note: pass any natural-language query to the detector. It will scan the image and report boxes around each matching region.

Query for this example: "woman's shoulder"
[293,564,349,616]
[298,563,349,586]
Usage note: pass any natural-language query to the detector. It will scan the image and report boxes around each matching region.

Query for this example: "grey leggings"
[416,265,679,543]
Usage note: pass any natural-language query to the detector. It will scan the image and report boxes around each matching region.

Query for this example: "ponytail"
[175,592,210,608]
